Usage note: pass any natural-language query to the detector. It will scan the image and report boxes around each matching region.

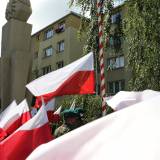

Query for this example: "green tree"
[124,0,160,90]
[60,95,114,124]
[69,0,113,54]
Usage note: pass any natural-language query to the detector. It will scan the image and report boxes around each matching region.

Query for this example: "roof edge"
[31,11,82,37]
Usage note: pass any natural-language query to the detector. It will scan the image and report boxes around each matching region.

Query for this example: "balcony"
[55,25,65,34]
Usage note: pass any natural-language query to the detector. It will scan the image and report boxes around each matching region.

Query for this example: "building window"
[59,22,65,30]
[44,46,53,57]
[42,65,52,75]
[107,56,124,70]
[44,29,54,40]
[108,80,125,95]
[108,35,121,49]
[111,12,122,24]
[57,40,64,52]
[56,61,64,69]
[55,22,65,33]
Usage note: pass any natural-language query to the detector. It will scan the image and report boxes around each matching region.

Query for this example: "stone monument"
[0,0,32,108]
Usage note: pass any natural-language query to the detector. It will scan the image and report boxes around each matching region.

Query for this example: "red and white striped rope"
[97,0,106,116]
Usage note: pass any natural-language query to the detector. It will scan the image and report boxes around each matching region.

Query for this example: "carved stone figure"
[5,0,32,22]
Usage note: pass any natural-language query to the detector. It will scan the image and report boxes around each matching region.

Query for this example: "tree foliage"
[70,0,113,54]
[124,0,160,90]
[64,1,114,121]
[60,95,114,124]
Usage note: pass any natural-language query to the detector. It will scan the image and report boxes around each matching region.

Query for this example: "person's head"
[62,108,84,130]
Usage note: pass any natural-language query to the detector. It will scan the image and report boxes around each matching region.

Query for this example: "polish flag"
[40,98,61,123]
[45,98,57,122]
[0,106,53,160]
[0,100,31,141]
[26,52,95,107]
[27,93,160,160]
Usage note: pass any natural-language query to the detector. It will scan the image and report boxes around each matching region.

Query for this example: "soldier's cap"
[61,108,84,119]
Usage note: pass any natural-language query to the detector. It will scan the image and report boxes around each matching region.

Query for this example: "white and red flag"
[45,98,60,123]
[27,94,160,160]
[106,90,160,111]
[0,106,53,160]
[26,52,95,107]
[0,99,31,141]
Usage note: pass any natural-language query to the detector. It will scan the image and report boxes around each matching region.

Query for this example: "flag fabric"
[0,99,31,140]
[27,94,160,160]
[26,52,95,107]
[45,98,56,112]
[51,106,62,123]
[106,89,160,110]
[0,106,53,160]
[45,98,57,122]
[0,101,17,140]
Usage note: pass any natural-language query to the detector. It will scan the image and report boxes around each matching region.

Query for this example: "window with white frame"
[107,56,124,70]
[42,65,52,75]
[44,46,53,57]
[108,80,125,95]
[57,40,64,52]
[44,29,54,40]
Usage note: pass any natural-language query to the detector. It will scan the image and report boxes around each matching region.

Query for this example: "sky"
[0,0,80,55]
[0,0,124,55]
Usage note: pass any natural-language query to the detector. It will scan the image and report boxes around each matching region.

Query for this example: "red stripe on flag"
[35,71,95,108]
[0,123,53,160]
[5,111,31,136]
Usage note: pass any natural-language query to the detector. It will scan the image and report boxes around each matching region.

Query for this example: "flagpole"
[97,0,107,116]
[93,51,99,95]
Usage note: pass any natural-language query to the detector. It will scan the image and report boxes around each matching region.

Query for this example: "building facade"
[0,2,131,109]
[104,4,131,95]
[104,4,131,96]
[31,6,131,98]
[31,12,85,80]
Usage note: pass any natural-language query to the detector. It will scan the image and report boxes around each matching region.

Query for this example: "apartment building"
[31,5,131,97]
[104,4,132,95]
[31,12,85,80]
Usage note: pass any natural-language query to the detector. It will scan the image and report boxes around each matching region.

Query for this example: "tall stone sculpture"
[5,0,32,22]
[0,0,32,108]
